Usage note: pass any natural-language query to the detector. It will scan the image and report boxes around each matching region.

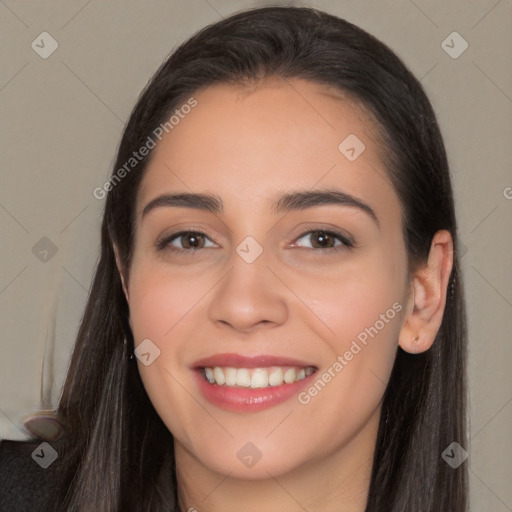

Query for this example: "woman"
[1,6,468,511]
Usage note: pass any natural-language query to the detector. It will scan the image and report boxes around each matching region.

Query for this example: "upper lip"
[191,353,317,369]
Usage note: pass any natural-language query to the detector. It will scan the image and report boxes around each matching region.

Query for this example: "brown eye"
[310,232,336,249]
[157,231,216,252]
[293,229,353,251]
[179,232,206,249]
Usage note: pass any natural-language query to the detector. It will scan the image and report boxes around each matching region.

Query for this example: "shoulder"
[0,437,66,512]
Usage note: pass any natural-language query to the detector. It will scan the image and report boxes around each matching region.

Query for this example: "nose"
[206,249,289,334]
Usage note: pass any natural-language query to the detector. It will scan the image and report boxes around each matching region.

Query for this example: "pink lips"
[191,353,317,413]
[191,353,315,369]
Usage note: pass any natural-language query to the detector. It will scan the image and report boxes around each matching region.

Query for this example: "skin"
[114,77,453,512]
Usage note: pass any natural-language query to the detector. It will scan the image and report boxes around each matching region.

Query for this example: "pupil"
[185,233,201,249]
[315,232,331,248]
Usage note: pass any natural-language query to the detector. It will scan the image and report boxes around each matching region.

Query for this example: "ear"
[113,243,130,304]
[398,230,454,354]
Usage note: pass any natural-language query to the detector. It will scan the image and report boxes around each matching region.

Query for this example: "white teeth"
[236,368,251,387]
[202,365,315,388]
[251,369,269,388]
[213,367,225,385]
[204,367,215,384]
[283,368,296,384]
[225,367,237,386]
[268,367,284,386]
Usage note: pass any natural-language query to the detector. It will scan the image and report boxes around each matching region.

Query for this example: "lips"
[191,353,316,369]
[191,353,318,412]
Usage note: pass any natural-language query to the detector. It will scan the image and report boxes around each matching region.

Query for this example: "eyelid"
[156,226,355,253]
[290,225,355,248]
[156,229,218,252]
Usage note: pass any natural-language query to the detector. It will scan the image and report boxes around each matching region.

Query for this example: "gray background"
[1,0,511,509]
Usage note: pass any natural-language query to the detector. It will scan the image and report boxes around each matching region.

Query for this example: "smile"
[202,365,316,388]
[192,354,319,412]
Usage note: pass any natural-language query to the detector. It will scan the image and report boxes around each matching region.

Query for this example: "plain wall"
[1,1,511,509]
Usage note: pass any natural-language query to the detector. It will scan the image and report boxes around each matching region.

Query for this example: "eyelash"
[156,228,354,254]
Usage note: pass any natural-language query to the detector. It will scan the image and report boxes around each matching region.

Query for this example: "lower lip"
[194,369,316,412]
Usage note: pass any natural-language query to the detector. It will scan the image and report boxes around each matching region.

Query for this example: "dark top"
[0,437,65,512]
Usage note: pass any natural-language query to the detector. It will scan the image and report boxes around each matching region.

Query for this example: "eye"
[291,229,353,252]
[156,228,354,254]
[157,231,216,252]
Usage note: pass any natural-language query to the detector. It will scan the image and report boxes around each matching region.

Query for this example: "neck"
[175,407,380,512]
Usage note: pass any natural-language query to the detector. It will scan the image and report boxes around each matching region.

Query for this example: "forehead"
[136,77,397,221]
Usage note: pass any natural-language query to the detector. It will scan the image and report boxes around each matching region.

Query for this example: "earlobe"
[398,230,454,354]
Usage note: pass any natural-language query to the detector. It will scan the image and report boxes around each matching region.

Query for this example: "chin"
[187,434,314,481]
[202,452,307,480]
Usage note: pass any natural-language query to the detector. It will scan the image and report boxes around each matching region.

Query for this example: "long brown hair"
[48,7,468,511]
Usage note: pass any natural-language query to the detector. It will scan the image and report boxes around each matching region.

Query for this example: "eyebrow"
[141,188,380,227]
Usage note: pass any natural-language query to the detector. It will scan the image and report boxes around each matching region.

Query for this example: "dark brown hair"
[48,6,467,511]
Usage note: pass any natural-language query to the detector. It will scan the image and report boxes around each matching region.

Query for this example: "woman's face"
[122,78,412,480]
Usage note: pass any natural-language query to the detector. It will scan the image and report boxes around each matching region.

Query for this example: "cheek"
[126,262,206,442]
[127,261,204,343]
[300,250,406,412]
[309,251,406,348]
